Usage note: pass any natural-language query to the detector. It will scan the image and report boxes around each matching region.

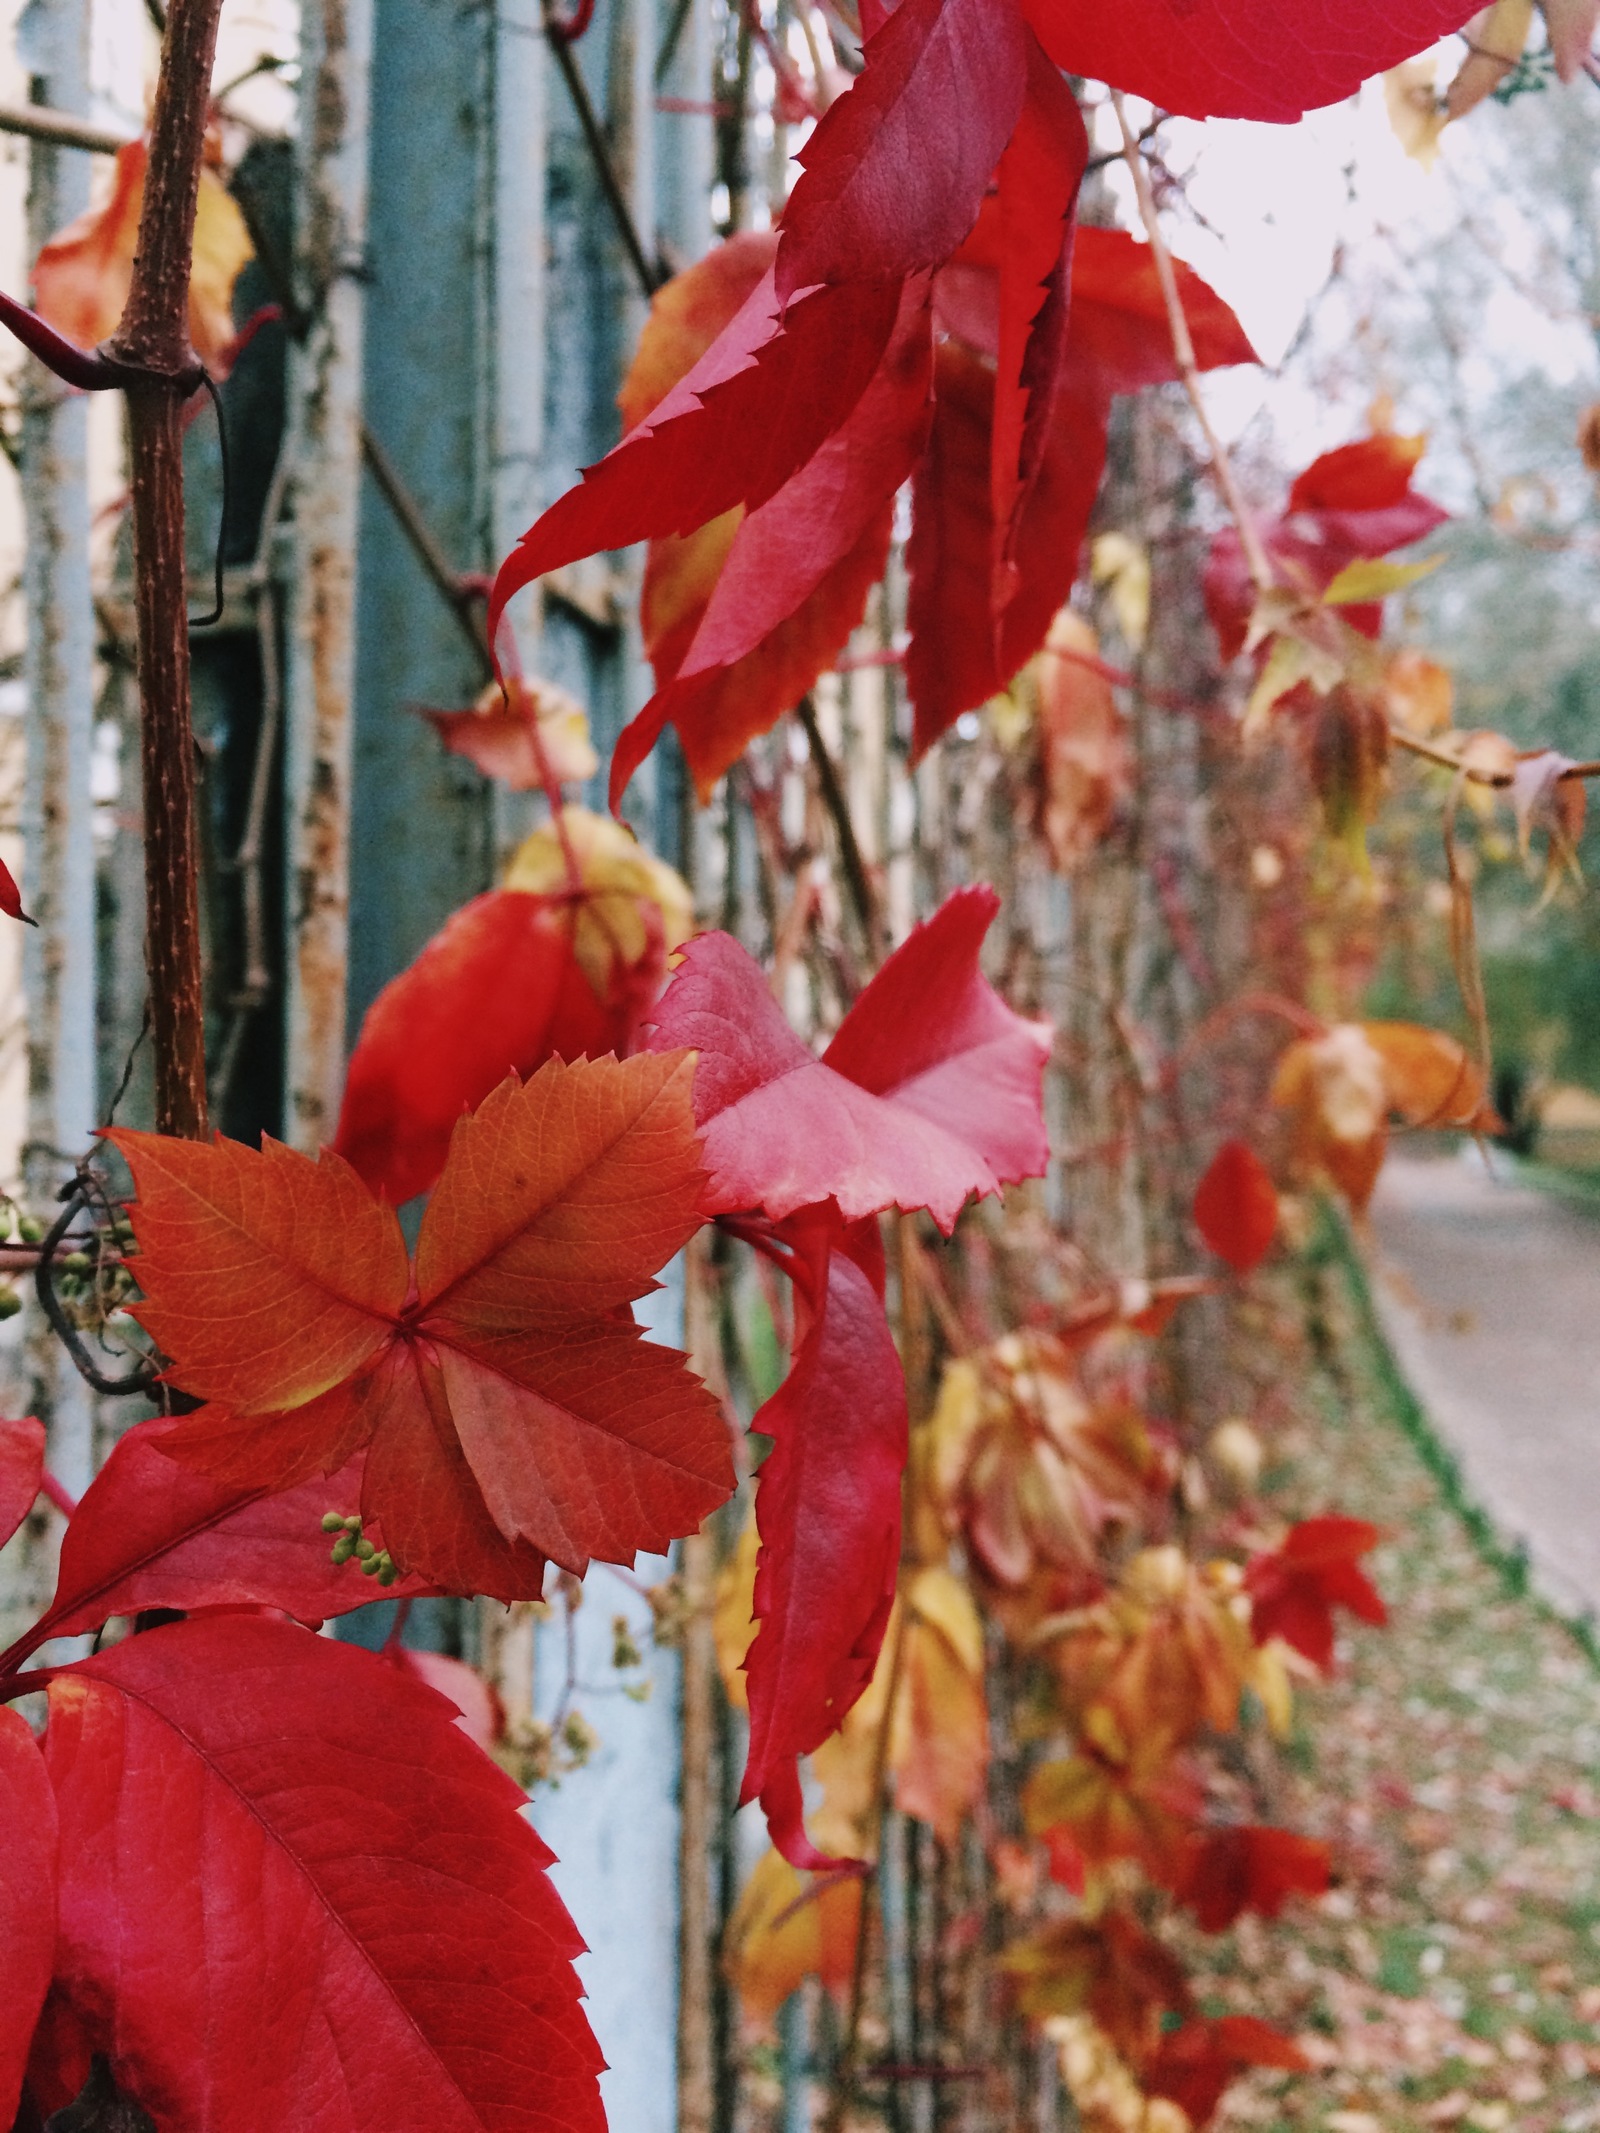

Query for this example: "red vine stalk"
[103,0,231,1141]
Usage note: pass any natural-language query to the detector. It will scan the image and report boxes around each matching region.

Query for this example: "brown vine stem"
[1111,92,1276,595]
[1390,723,1600,785]
[100,0,228,1141]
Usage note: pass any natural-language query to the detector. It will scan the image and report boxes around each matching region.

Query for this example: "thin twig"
[1390,722,1600,786]
[34,1187,158,1399]
[0,99,128,155]
[543,7,667,297]
[796,694,884,961]
[1111,92,1275,593]
[359,424,495,676]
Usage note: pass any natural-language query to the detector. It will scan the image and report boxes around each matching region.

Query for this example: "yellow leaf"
[1322,555,1440,605]
[1383,59,1447,167]
[1090,534,1151,651]
[711,1510,759,1711]
[504,805,693,999]
[725,1845,862,2028]
[1383,649,1453,736]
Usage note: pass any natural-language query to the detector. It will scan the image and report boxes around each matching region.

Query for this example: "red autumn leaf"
[648,886,1051,1233]
[1024,0,1478,122]
[989,44,1088,618]
[1173,1824,1331,1931]
[742,1235,907,1870]
[0,856,34,927]
[0,1706,56,2128]
[393,1647,506,1753]
[7,1416,434,1658]
[42,1615,605,2131]
[612,277,934,805]
[1245,1515,1387,1671]
[1142,2014,1309,2127]
[1193,1141,1278,1274]
[489,269,902,644]
[0,1414,45,1549]
[619,514,894,805]
[909,230,1253,753]
[332,891,631,1209]
[106,1054,731,1601]
[775,0,1027,299]
[1205,432,1448,661]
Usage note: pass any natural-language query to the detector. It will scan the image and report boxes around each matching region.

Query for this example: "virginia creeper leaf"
[0,1414,45,1549]
[1192,1141,1278,1274]
[24,1416,433,1649]
[647,886,1051,1232]
[774,0,1028,299]
[1206,433,1448,661]
[989,47,1087,615]
[743,1240,907,1869]
[1143,2015,1309,2128]
[1245,1516,1387,1671]
[0,857,33,927]
[489,271,901,644]
[333,892,630,1210]
[33,139,253,375]
[0,1706,56,2129]
[1173,1824,1330,1932]
[424,676,599,792]
[1023,0,1478,122]
[612,278,933,804]
[43,1616,605,2132]
[107,1055,731,1600]
[724,1844,863,2026]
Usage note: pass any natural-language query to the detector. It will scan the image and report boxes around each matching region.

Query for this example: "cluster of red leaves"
[1204,432,1450,661]
[647,884,1050,1860]
[490,0,1474,801]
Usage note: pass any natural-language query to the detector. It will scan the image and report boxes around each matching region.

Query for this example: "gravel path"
[1370,1150,1600,1623]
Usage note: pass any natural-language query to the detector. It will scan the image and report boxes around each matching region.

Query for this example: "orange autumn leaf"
[1023,1733,1202,1879]
[930,1336,1163,1632]
[1272,1020,1498,1214]
[108,1054,732,1602]
[424,676,599,792]
[1035,610,1131,872]
[1001,1907,1192,2061]
[724,1845,862,2028]
[33,139,253,375]
[1045,1548,1252,1750]
[1361,1020,1499,1131]
[890,1566,990,1843]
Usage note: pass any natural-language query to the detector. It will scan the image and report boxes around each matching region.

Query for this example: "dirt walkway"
[1370,1150,1600,1623]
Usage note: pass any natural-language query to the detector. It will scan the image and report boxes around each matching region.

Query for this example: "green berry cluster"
[320,1510,400,1586]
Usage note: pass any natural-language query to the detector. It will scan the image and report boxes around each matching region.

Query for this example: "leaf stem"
[1111,92,1275,595]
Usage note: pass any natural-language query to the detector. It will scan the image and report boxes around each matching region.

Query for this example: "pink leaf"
[43,1615,605,2132]
[647,886,1051,1232]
